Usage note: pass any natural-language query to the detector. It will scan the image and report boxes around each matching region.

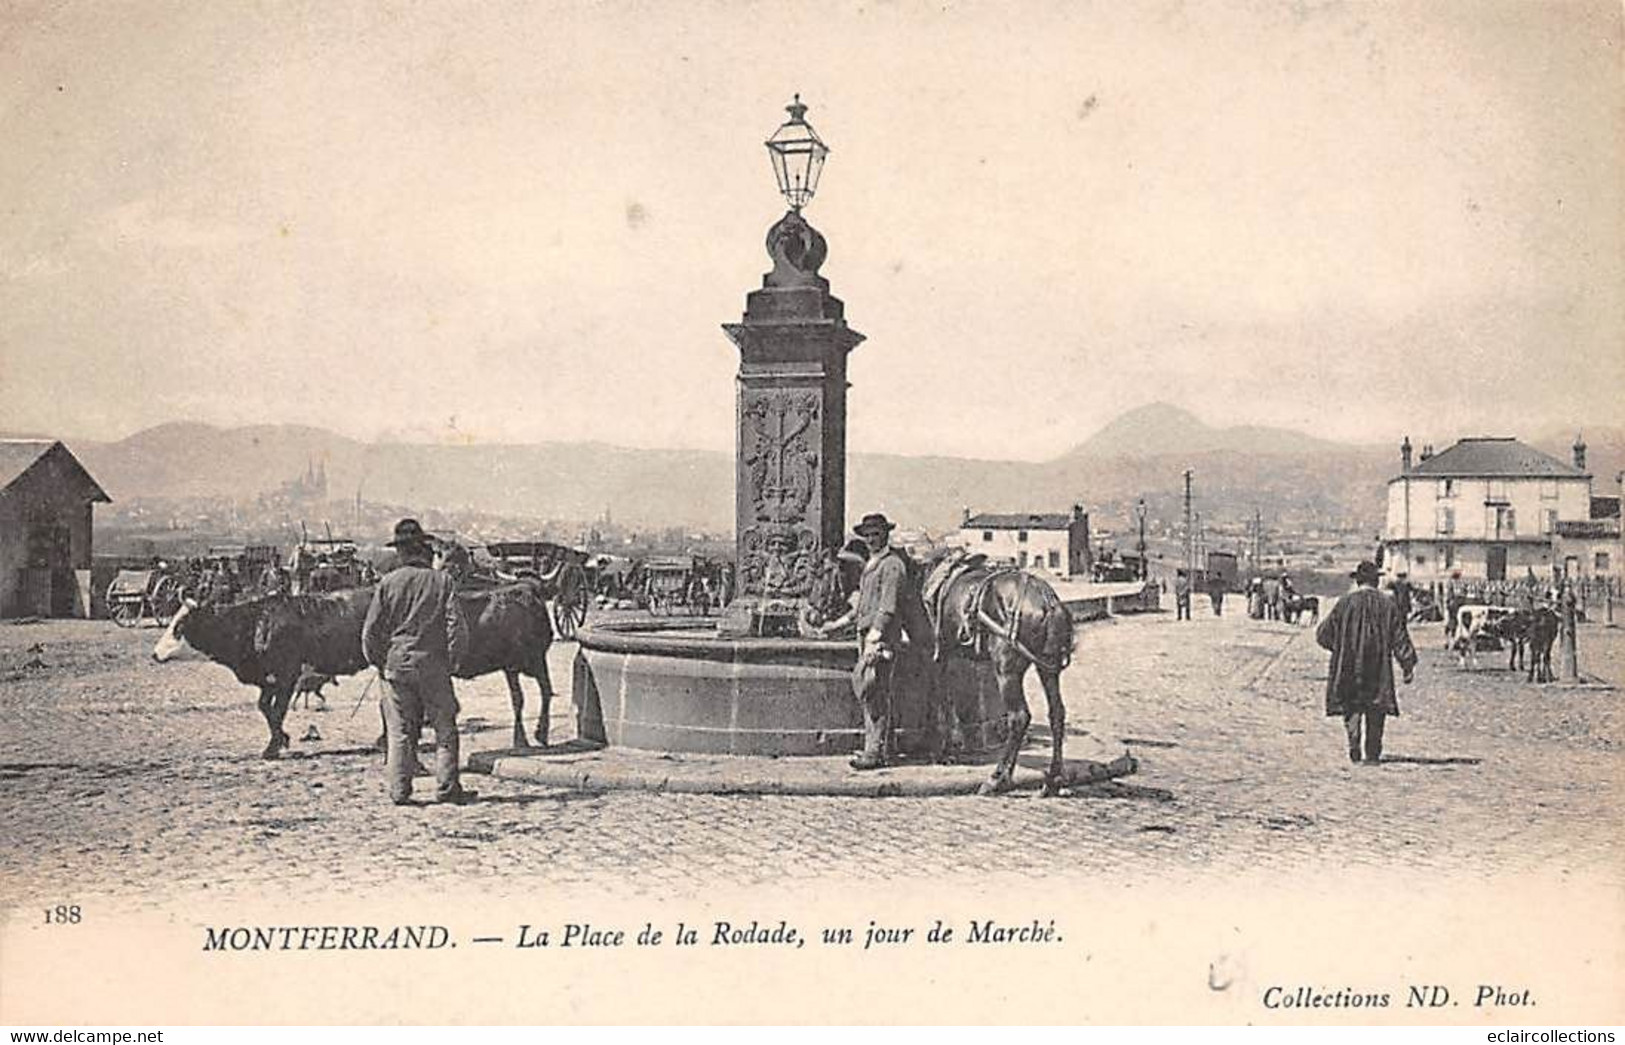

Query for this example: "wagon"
[105,569,182,628]
[642,556,698,616]
[484,541,592,639]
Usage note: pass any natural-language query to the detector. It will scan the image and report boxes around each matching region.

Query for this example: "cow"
[1282,593,1320,625]
[1486,607,1560,682]
[153,579,555,759]
[1451,604,1512,670]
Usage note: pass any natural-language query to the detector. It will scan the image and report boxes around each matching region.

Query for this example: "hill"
[48,408,1618,539]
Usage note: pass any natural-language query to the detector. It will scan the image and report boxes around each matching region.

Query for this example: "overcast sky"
[1,1,1620,460]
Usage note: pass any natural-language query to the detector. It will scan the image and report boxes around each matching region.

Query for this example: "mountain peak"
[1066,402,1212,459]
[1063,402,1342,460]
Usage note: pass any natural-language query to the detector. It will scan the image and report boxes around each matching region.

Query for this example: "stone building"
[956,506,1092,579]
[0,440,111,617]
[1553,488,1622,583]
[1383,434,1593,583]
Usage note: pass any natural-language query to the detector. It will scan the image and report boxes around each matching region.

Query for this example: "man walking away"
[1316,560,1417,765]
[1175,571,1192,621]
[363,518,476,805]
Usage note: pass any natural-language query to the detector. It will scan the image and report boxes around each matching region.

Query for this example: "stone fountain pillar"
[720,209,865,637]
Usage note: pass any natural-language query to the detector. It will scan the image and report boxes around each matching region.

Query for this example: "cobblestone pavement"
[1,602,1621,908]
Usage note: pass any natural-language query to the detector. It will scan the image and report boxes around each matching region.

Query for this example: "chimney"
[1400,436,1413,472]
[961,506,972,526]
[1573,433,1587,472]
[1072,503,1085,523]
[1421,444,1434,461]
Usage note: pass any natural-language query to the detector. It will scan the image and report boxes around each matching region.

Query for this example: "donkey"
[923,550,1076,796]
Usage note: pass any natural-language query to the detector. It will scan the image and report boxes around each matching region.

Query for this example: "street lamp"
[764,94,829,212]
[1136,498,1148,580]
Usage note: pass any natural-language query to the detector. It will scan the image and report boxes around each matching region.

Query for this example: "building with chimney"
[955,506,1092,579]
[1551,438,1622,582]
[1383,434,1599,582]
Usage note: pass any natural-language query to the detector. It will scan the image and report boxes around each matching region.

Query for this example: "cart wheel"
[111,601,142,628]
[151,578,182,626]
[552,600,583,640]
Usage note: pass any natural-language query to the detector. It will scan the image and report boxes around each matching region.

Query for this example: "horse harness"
[930,559,1069,676]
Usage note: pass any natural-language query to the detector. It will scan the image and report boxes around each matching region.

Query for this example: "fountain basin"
[572,619,1011,758]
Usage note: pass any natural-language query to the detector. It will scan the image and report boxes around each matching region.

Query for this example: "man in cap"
[1315,560,1417,765]
[824,512,925,770]
[362,518,475,805]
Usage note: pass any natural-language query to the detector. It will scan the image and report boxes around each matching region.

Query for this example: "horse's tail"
[1041,584,1075,672]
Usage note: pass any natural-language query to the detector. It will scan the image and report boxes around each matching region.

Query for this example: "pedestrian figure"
[1210,577,1226,616]
[1175,571,1192,621]
[362,518,476,806]
[819,513,924,770]
[1316,560,1417,765]
[1388,572,1413,622]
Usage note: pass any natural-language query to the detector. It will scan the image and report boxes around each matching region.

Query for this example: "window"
[1017,550,1028,567]
[1487,480,1508,502]
[1488,506,1515,538]
[1017,530,1028,543]
[1048,550,1060,569]
[1439,479,1456,499]
[1444,546,1455,568]
[1598,552,1613,573]
[1540,479,1559,500]
[1436,506,1455,535]
[982,531,993,542]
[1541,509,1557,536]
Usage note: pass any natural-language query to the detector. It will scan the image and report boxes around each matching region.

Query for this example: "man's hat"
[387,518,432,549]
[853,512,896,537]
[1350,560,1381,584]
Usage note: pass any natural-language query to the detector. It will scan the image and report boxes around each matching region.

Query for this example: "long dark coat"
[1315,586,1417,717]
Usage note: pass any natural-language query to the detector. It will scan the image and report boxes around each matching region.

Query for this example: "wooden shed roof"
[0,440,111,502]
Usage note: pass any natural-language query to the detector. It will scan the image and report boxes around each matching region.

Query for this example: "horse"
[922,550,1076,796]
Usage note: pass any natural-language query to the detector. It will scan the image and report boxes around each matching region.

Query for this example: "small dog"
[293,668,335,711]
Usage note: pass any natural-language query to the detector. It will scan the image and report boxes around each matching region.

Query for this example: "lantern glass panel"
[765,119,829,209]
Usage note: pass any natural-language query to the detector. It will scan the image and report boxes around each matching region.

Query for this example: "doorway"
[1486,546,1507,582]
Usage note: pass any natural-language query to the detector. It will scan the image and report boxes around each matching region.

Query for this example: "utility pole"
[1562,580,1580,680]
[1183,469,1194,580]
[1136,497,1148,582]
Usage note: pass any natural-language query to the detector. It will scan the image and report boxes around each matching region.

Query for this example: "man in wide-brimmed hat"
[1315,560,1417,765]
[362,518,475,805]
[828,512,927,769]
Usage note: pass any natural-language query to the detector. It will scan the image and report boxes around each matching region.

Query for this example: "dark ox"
[1484,607,1561,683]
[153,579,555,759]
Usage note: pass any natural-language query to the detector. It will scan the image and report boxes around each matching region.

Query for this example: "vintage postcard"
[1,0,1621,1027]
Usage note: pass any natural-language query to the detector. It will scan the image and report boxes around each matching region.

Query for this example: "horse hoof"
[512,734,532,751]
[978,776,1012,796]
[260,746,282,761]
[534,727,549,748]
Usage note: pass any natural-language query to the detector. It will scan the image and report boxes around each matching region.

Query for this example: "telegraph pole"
[1183,469,1194,579]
